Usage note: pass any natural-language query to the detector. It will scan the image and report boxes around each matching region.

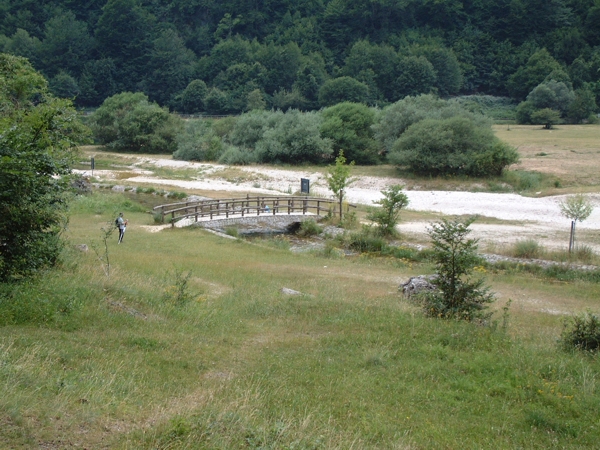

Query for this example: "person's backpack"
[115,217,120,227]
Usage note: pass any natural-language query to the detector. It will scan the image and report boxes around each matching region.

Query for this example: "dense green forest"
[1,0,599,113]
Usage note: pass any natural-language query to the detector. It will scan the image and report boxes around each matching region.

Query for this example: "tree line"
[0,0,599,113]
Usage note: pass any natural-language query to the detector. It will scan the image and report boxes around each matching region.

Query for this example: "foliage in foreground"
[1,194,600,449]
[422,218,495,321]
[0,53,89,281]
[561,310,600,352]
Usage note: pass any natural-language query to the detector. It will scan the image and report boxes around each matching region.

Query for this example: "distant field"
[494,124,600,190]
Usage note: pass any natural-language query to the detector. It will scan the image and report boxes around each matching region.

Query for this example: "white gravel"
[121,161,600,229]
[77,158,600,249]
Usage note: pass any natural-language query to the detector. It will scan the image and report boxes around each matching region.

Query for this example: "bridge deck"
[154,195,354,227]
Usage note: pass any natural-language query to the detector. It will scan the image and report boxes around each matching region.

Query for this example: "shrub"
[340,210,358,229]
[374,94,493,153]
[227,110,282,150]
[217,146,256,165]
[502,170,542,191]
[89,92,183,153]
[366,185,409,237]
[531,108,561,129]
[389,116,519,176]
[422,218,495,321]
[255,109,333,164]
[515,101,537,124]
[224,227,239,238]
[167,191,187,199]
[174,120,225,161]
[561,310,600,352]
[347,228,386,253]
[513,239,543,259]
[320,102,379,164]
[162,269,195,307]
[297,219,323,237]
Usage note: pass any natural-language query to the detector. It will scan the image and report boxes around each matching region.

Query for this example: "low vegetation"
[1,191,600,449]
[561,310,600,352]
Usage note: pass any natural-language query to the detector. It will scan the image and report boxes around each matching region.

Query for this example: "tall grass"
[1,191,600,448]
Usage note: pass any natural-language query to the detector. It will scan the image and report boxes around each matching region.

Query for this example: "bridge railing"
[153,195,355,227]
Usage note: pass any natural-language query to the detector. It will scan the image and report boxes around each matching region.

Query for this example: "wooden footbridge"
[154,195,355,227]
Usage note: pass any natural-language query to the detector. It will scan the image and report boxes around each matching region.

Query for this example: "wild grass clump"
[488,261,600,283]
[166,191,187,199]
[263,235,290,251]
[297,219,323,237]
[339,210,358,229]
[162,269,196,307]
[315,240,346,258]
[224,226,239,238]
[136,186,157,194]
[380,245,432,263]
[537,246,598,265]
[502,170,543,191]
[513,239,544,259]
[152,211,164,224]
[70,192,147,215]
[346,228,386,253]
[0,279,83,327]
[571,245,597,265]
[561,310,600,352]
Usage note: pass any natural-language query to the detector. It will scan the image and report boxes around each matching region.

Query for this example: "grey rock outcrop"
[400,275,438,297]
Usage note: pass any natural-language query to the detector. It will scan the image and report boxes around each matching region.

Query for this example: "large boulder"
[400,275,438,297]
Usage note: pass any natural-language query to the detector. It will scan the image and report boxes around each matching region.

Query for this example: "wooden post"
[569,220,575,253]
[171,211,175,228]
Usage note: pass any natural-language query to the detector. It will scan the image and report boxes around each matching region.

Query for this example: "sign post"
[300,178,310,194]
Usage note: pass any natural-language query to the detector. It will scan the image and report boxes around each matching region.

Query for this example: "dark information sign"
[300,178,310,194]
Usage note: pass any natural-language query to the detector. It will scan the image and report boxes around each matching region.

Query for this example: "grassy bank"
[1,192,599,448]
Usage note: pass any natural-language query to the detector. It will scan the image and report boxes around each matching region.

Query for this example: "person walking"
[116,212,128,244]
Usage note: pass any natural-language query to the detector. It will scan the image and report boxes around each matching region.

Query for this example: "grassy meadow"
[1,191,600,448]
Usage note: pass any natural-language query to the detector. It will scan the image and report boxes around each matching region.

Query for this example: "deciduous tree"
[320,102,378,164]
[559,194,594,252]
[326,151,354,219]
[367,185,409,236]
[0,54,89,281]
